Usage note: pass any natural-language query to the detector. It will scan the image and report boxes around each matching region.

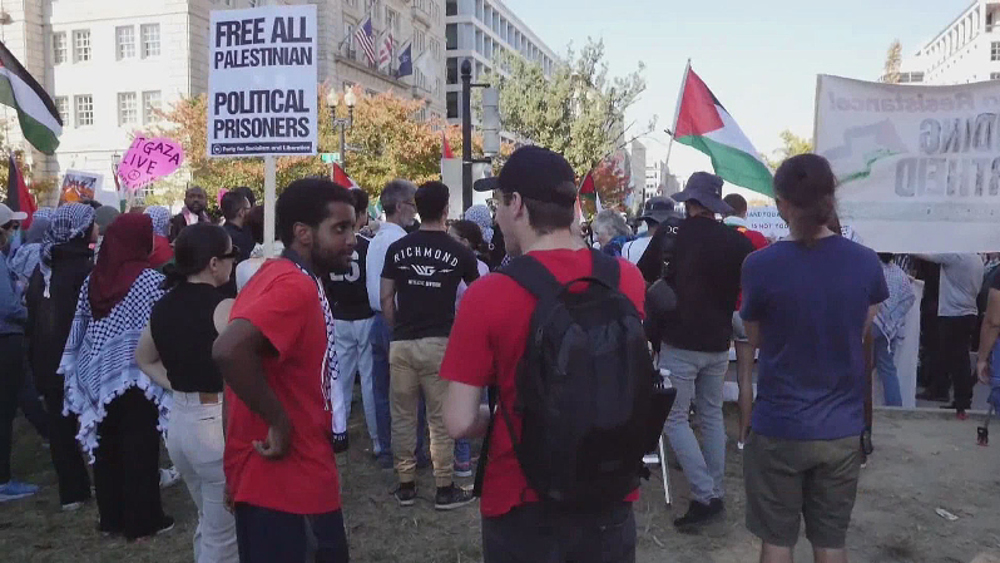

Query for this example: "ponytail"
[773,154,837,248]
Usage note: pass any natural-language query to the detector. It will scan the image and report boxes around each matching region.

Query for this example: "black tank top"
[149,281,226,393]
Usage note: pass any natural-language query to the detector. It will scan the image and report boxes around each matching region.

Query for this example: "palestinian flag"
[6,154,35,228]
[578,170,603,213]
[0,41,62,155]
[332,162,361,190]
[674,65,772,196]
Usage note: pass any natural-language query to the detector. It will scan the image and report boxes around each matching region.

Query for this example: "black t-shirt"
[326,235,374,321]
[661,215,755,352]
[150,282,227,393]
[382,230,480,341]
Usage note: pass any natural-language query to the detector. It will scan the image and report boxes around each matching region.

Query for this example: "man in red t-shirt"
[722,193,769,445]
[213,178,358,563]
[441,146,647,563]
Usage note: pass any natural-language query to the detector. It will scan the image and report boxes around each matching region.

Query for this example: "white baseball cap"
[0,203,28,226]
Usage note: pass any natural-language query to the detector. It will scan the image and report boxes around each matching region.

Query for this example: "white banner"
[745,207,789,240]
[815,74,1000,253]
[208,5,318,158]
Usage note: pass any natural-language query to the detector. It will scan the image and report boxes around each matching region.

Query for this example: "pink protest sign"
[117,136,184,192]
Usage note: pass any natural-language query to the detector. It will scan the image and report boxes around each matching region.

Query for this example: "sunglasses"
[218,245,240,260]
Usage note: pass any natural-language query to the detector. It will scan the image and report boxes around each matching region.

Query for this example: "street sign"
[321,152,342,164]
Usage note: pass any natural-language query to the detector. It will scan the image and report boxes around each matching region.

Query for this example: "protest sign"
[815,75,1000,252]
[60,170,102,204]
[745,207,788,240]
[117,136,184,192]
[208,5,318,157]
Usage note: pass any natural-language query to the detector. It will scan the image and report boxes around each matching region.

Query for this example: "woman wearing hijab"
[136,223,238,562]
[59,213,173,539]
[24,204,97,511]
[7,208,55,288]
[145,206,174,270]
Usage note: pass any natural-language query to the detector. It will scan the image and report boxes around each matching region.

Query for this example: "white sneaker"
[159,467,180,489]
[642,453,661,466]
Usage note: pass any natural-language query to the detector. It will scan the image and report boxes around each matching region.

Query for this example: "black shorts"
[235,503,349,563]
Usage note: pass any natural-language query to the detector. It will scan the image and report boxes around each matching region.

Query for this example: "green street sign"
[321,152,342,164]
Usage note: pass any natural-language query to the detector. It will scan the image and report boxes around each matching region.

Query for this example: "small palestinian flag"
[578,170,602,213]
[0,41,62,154]
[332,163,361,191]
[674,64,772,196]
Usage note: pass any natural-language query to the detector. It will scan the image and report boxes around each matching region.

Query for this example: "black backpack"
[480,249,655,508]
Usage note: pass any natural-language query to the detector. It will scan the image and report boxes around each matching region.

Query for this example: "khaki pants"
[389,337,454,487]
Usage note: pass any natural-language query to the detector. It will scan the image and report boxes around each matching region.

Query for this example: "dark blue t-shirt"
[740,235,888,441]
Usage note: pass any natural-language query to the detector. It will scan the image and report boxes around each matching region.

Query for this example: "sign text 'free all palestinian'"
[815,75,1000,253]
[208,5,317,158]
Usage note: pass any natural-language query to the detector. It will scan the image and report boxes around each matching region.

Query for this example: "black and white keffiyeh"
[281,250,347,449]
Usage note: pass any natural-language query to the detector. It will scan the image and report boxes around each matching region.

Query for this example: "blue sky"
[503,0,968,184]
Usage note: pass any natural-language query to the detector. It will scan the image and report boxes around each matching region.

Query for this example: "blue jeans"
[370,313,426,460]
[454,440,471,466]
[874,332,903,407]
[334,317,377,451]
[660,345,728,505]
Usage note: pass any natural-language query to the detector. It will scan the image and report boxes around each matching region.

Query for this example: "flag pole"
[664,58,691,168]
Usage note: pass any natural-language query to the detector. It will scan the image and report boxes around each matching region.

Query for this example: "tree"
[151,88,475,206]
[882,39,902,84]
[486,38,654,177]
[762,129,813,170]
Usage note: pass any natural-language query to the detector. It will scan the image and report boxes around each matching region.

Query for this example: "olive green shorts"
[743,432,861,549]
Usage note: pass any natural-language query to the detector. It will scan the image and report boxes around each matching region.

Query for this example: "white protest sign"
[815,75,1000,252]
[745,207,789,240]
[208,5,317,158]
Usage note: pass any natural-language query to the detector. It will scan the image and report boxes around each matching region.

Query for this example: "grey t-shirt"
[920,254,985,317]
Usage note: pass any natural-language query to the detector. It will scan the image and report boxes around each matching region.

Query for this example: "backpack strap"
[500,255,564,300]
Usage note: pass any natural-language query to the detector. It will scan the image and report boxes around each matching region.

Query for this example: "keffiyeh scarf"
[144,206,171,238]
[59,269,170,459]
[281,248,347,449]
[40,204,96,296]
[464,204,494,245]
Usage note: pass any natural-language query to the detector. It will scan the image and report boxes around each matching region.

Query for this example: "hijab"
[6,217,50,284]
[89,214,153,320]
[38,204,95,294]
[464,204,494,244]
[144,206,171,238]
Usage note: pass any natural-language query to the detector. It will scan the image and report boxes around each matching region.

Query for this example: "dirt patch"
[1,406,997,562]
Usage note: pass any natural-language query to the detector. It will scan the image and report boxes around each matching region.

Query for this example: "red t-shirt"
[440,249,646,518]
[733,226,768,310]
[224,259,341,515]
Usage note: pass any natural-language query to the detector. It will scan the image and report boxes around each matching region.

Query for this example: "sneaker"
[454,461,473,478]
[642,453,661,466]
[434,484,476,511]
[159,467,181,489]
[155,515,175,535]
[673,499,724,529]
[0,481,39,502]
[61,501,84,512]
[393,483,416,507]
[957,410,969,421]
[377,454,394,470]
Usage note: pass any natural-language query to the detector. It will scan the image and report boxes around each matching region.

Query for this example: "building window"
[386,8,399,34]
[446,91,458,119]
[414,29,426,53]
[446,23,457,50]
[344,22,356,54]
[992,42,1000,61]
[116,26,135,60]
[447,58,458,84]
[992,72,1000,80]
[72,30,91,62]
[365,0,382,23]
[55,96,69,126]
[74,95,94,127]
[446,0,457,16]
[118,92,138,126]
[52,33,67,64]
[142,91,162,124]
[141,24,161,57]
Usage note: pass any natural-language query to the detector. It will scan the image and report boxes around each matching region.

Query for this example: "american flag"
[354,16,376,66]
[377,31,394,71]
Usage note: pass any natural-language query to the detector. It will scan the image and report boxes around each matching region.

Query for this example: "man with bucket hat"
[622,196,684,285]
[659,172,755,530]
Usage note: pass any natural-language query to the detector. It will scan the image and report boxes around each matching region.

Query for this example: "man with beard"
[213,178,357,562]
[169,186,212,242]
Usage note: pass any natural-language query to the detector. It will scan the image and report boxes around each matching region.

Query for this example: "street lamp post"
[325,86,357,173]
[460,59,499,213]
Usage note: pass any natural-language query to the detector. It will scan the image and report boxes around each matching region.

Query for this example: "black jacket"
[168,211,212,242]
[25,240,93,393]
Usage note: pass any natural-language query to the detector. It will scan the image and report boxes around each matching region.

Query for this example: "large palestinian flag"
[674,66,772,196]
[0,41,62,154]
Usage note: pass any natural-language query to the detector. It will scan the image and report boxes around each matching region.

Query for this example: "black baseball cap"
[474,145,577,206]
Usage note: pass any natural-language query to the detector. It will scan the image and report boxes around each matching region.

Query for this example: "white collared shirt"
[366,222,407,311]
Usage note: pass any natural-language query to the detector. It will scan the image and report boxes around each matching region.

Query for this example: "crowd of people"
[0,145,997,563]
